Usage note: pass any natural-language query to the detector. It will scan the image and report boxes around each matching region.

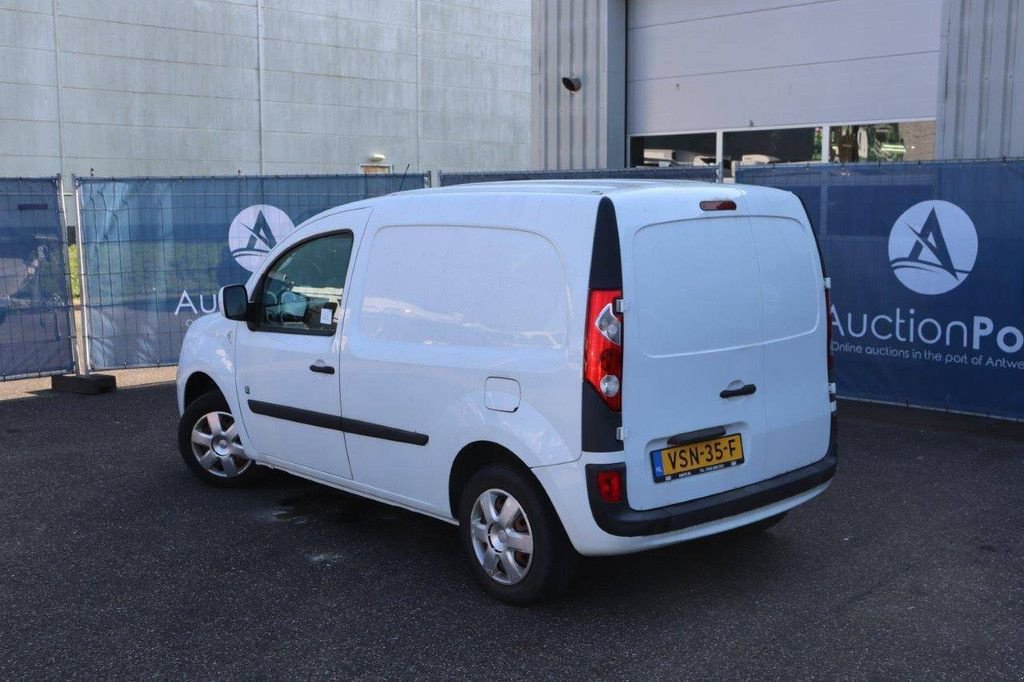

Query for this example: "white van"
[176,180,837,604]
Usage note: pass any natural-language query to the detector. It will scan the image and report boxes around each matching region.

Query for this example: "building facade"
[533,0,1024,172]
[0,0,531,180]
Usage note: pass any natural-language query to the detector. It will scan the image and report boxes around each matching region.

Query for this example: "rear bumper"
[585,420,837,537]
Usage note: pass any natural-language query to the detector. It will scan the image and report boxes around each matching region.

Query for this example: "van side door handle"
[720,383,756,399]
[309,364,335,375]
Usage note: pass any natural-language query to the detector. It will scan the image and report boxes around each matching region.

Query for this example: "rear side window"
[358,225,568,350]
[257,232,353,335]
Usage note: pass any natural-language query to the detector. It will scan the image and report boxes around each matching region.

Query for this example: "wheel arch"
[183,371,223,408]
[448,440,545,519]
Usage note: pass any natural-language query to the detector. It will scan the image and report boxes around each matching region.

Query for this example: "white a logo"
[888,200,977,295]
[228,205,296,271]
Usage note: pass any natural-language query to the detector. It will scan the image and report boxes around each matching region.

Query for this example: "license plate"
[650,434,744,482]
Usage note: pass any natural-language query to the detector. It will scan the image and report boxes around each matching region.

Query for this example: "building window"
[723,127,822,175]
[829,121,935,162]
[629,120,936,173]
[630,133,717,168]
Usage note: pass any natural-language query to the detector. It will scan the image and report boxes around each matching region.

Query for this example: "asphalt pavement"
[0,375,1021,679]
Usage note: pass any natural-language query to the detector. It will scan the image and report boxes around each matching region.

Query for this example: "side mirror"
[219,284,249,321]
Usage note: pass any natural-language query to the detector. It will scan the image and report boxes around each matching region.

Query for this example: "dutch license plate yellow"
[650,434,744,482]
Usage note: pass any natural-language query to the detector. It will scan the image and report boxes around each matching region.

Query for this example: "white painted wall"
[0,0,531,179]
[627,0,943,135]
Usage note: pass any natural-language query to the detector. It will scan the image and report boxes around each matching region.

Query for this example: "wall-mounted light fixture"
[561,76,582,93]
[369,152,387,163]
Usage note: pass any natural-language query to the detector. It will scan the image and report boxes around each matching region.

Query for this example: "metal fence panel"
[77,174,424,370]
[738,160,1024,420]
[439,166,719,186]
[0,177,74,380]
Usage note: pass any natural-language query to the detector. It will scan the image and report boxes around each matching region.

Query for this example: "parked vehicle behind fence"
[176,180,837,604]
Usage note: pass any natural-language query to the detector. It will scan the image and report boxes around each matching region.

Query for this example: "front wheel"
[459,464,577,605]
[178,390,261,487]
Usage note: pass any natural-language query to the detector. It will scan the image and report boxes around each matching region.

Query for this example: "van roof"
[402,179,719,198]
[312,179,805,233]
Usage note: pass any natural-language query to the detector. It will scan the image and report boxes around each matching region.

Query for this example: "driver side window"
[257,232,353,335]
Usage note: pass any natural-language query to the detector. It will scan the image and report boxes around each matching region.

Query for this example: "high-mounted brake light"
[584,289,623,411]
[699,199,737,211]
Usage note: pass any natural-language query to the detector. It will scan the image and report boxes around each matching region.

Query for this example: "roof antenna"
[396,163,411,193]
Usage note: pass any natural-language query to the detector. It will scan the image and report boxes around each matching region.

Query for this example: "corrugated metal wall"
[627,0,942,135]
[936,0,1024,159]
[530,0,625,169]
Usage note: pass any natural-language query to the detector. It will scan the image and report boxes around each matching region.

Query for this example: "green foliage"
[77,241,226,303]
[68,244,81,300]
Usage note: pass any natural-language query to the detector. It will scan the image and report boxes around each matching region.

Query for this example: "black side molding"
[581,383,622,452]
[589,196,623,289]
[586,415,838,537]
[247,400,428,446]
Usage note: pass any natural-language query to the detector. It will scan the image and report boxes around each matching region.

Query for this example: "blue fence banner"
[0,177,74,380]
[77,174,424,370]
[439,165,719,186]
[738,160,1024,420]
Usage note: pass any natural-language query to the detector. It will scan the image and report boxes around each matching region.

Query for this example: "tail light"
[595,470,623,503]
[584,289,623,411]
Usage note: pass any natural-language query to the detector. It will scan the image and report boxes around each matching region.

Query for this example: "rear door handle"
[309,364,335,375]
[720,383,756,399]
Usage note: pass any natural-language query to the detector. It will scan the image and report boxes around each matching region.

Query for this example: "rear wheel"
[459,464,577,605]
[178,390,261,487]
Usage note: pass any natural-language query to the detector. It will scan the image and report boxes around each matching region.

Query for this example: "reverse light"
[584,289,623,411]
[595,470,622,503]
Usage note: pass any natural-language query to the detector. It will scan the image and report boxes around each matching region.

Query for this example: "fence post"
[50,176,116,394]
[56,176,80,374]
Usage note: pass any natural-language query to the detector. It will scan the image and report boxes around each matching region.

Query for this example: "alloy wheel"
[190,411,251,479]
[469,488,535,585]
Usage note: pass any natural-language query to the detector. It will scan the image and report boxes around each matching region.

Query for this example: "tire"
[178,390,261,487]
[727,511,788,536]
[458,464,577,605]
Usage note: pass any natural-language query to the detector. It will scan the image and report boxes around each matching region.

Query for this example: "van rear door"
[618,193,829,512]
[748,214,831,477]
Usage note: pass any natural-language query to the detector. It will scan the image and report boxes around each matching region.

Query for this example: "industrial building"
[0,0,531,180]
[532,0,1024,173]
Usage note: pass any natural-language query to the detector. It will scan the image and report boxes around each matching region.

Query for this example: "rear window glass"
[633,216,763,357]
[631,215,820,357]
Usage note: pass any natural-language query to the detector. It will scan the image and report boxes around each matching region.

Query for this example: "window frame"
[247,228,355,337]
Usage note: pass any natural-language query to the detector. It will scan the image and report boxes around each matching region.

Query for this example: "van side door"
[233,209,370,481]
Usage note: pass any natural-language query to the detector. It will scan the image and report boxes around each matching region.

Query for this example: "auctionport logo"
[888,200,977,295]
[176,204,296,317]
[228,205,296,272]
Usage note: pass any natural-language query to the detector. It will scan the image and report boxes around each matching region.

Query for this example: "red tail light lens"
[584,289,623,411]
[596,470,623,503]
